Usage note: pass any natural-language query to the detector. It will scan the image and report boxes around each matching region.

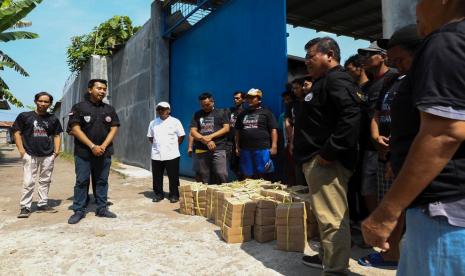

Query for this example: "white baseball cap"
[156,101,170,109]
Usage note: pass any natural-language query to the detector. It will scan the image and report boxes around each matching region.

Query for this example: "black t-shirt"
[225,105,244,143]
[284,99,302,126]
[359,69,398,151]
[375,76,404,137]
[12,111,63,157]
[235,106,278,150]
[67,99,120,158]
[390,20,465,207]
[189,108,229,150]
[293,66,361,170]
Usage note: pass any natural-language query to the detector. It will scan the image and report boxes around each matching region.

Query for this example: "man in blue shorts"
[235,88,278,179]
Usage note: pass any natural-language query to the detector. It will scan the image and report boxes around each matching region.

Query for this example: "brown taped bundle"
[260,189,292,203]
[254,225,276,243]
[275,202,307,252]
[221,224,252,243]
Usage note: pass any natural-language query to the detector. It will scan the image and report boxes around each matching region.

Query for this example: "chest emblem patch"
[304,93,313,102]
[105,116,112,123]
[84,116,91,123]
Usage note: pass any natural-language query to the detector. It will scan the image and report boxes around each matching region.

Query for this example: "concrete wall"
[110,20,153,169]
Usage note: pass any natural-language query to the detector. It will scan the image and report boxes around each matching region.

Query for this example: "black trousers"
[151,157,180,198]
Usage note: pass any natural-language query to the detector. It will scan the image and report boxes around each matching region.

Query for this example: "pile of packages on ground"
[178,180,320,252]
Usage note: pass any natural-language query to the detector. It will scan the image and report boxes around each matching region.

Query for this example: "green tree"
[67,15,141,73]
[0,0,42,108]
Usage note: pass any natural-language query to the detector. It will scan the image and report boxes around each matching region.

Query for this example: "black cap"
[377,24,422,50]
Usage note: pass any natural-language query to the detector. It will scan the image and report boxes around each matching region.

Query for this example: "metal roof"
[287,0,382,41]
[162,0,383,41]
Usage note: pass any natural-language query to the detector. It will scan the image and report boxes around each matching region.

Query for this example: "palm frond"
[0,50,29,76]
[0,0,42,33]
[0,30,38,42]
[0,87,24,107]
[0,75,9,89]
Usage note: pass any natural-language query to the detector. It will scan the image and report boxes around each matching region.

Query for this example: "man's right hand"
[200,135,212,144]
[207,141,216,151]
[19,150,26,158]
[188,148,193,157]
[375,136,390,150]
[91,145,105,156]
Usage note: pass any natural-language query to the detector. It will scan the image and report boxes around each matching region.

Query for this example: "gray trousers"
[196,149,228,184]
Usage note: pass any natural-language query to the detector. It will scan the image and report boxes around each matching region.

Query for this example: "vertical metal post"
[382,0,418,37]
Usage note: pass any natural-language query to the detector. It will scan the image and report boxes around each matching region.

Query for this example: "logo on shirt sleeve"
[105,116,112,123]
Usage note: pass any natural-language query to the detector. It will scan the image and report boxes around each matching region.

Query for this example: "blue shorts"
[240,149,274,177]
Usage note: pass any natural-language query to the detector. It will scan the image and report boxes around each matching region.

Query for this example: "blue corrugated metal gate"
[170,0,288,176]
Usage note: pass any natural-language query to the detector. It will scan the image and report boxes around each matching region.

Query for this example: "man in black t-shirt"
[235,89,278,179]
[358,25,422,268]
[362,2,465,275]
[357,42,398,214]
[189,93,230,184]
[67,79,120,224]
[12,92,63,218]
[225,91,245,180]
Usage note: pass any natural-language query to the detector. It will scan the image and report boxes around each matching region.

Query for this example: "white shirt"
[147,116,185,161]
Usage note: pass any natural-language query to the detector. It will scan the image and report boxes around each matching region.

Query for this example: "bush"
[66,15,141,73]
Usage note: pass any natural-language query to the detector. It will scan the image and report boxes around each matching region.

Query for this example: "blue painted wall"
[170,0,288,176]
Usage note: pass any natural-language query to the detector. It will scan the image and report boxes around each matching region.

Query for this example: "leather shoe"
[68,211,85,224]
[96,208,117,218]
[169,197,179,203]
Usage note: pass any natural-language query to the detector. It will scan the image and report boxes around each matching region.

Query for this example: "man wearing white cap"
[147,102,185,203]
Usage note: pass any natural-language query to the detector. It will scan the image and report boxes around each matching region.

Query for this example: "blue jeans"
[72,155,111,213]
[398,207,465,276]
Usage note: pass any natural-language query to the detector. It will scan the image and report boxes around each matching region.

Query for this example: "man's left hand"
[317,155,332,166]
[270,146,277,156]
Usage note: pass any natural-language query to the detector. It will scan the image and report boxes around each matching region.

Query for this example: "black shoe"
[302,255,323,269]
[17,207,31,218]
[96,208,117,218]
[169,197,179,203]
[152,195,164,202]
[37,205,58,213]
[68,211,86,224]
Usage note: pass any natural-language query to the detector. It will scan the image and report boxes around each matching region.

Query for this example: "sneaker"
[169,197,179,203]
[17,208,31,218]
[68,211,86,224]
[37,205,58,213]
[302,255,323,269]
[96,208,117,218]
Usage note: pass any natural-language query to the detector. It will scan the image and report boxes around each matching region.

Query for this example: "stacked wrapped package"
[260,189,293,203]
[214,189,233,226]
[276,202,307,252]
[254,198,277,243]
[220,197,257,243]
[292,193,319,240]
[192,184,208,217]
[179,185,195,215]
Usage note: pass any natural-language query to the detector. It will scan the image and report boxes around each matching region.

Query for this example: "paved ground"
[0,145,396,275]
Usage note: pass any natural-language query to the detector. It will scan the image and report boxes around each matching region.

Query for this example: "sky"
[0,0,368,121]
